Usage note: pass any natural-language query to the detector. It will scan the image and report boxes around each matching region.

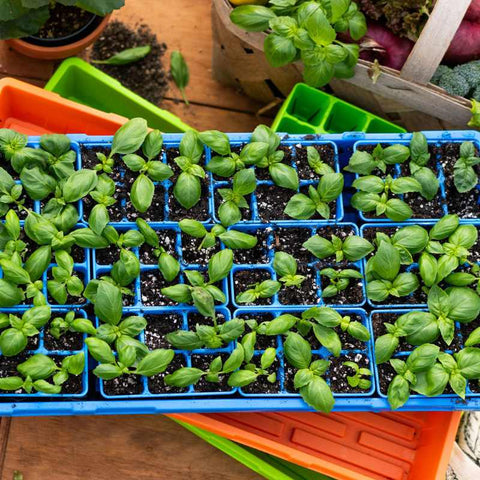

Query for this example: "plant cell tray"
[271,84,406,135]
[44,58,190,133]
[170,411,461,480]
[0,77,127,135]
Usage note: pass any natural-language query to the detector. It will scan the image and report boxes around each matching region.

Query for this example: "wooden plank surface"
[0,416,261,480]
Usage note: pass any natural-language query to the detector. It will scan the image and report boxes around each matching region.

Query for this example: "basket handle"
[400,0,472,84]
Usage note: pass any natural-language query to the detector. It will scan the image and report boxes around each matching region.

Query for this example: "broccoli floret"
[431,64,451,85]
[438,70,470,97]
[473,86,480,102]
[453,62,480,90]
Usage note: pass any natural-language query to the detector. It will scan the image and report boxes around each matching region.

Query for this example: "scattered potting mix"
[0,118,476,414]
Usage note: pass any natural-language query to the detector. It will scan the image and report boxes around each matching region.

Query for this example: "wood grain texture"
[1,416,261,480]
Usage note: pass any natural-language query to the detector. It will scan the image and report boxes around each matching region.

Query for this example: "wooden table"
[0,1,266,478]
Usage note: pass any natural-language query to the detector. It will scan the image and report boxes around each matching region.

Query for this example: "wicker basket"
[212,0,474,130]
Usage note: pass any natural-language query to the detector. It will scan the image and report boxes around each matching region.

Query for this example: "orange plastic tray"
[0,77,126,135]
[170,412,460,480]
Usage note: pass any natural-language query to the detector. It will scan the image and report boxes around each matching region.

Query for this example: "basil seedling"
[170,50,190,105]
[320,267,363,298]
[236,279,281,304]
[454,141,480,193]
[303,233,373,262]
[0,167,27,217]
[172,131,206,209]
[284,173,343,220]
[47,251,84,305]
[179,219,257,250]
[123,130,173,213]
[228,347,277,387]
[49,311,96,340]
[345,143,410,175]
[88,174,117,235]
[162,249,233,320]
[273,252,305,287]
[306,146,334,176]
[343,362,372,390]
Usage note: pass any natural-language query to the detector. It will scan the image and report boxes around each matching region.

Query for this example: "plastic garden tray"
[0,130,478,415]
[171,411,461,480]
[44,58,190,133]
[271,84,406,135]
[175,419,333,480]
[0,77,127,135]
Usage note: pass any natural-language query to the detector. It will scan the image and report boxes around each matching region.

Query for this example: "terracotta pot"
[5,14,111,60]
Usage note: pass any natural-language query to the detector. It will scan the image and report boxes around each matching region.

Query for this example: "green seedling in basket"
[343,362,372,390]
[446,262,480,294]
[235,278,281,305]
[345,143,410,175]
[49,311,96,340]
[303,233,373,262]
[273,252,305,287]
[454,141,480,193]
[409,132,439,201]
[319,267,363,298]
[47,250,84,305]
[0,352,84,394]
[228,347,277,387]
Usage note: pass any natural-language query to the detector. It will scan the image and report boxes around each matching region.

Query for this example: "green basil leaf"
[218,230,257,249]
[284,332,312,369]
[0,279,24,307]
[447,287,480,323]
[208,249,233,283]
[174,172,201,209]
[135,349,174,377]
[407,344,439,372]
[94,281,122,326]
[0,329,27,357]
[312,324,341,357]
[199,130,231,156]
[385,199,413,221]
[268,162,299,190]
[273,251,297,277]
[387,375,410,410]
[63,169,98,203]
[85,337,116,364]
[111,118,148,156]
[165,367,203,387]
[429,214,459,240]
[93,364,124,380]
[342,235,373,261]
[92,45,151,65]
[20,166,56,200]
[227,369,258,387]
[372,241,400,281]
[284,193,315,219]
[230,5,276,32]
[223,344,245,373]
[375,334,399,364]
[18,354,57,380]
[300,376,334,413]
[130,173,154,213]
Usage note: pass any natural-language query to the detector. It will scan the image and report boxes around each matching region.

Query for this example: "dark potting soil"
[144,313,184,350]
[338,315,368,350]
[436,143,480,218]
[233,228,271,265]
[44,330,83,352]
[378,362,396,395]
[329,352,371,394]
[37,4,92,39]
[271,227,313,264]
[241,357,280,394]
[46,271,86,306]
[103,374,143,396]
[148,355,187,394]
[461,320,480,349]
[15,197,34,221]
[95,244,121,265]
[255,146,294,181]
[26,334,39,351]
[321,269,364,306]
[191,354,232,392]
[278,265,320,305]
[168,181,210,222]
[124,186,166,223]
[140,270,178,307]
[234,269,274,305]
[236,313,277,350]
[187,312,225,330]
[402,192,445,218]
[80,146,123,182]
[69,245,86,264]
[256,185,290,222]
[294,144,336,180]
[141,229,177,264]
[181,233,220,265]
[468,381,480,393]
[90,21,169,105]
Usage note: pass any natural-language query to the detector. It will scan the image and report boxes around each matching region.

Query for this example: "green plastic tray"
[45,58,190,133]
[272,83,406,134]
[175,420,333,480]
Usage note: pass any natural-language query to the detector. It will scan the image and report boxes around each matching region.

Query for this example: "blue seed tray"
[360,221,480,309]
[234,307,375,398]
[352,136,480,223]
[96,307,236,399]
[0,307,89,398]
[371,309,480,402]
[229,222,366,309]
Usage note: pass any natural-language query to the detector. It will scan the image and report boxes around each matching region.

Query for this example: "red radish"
[466,0,480,22]
[358,22,414,70]
[444,19,480,64]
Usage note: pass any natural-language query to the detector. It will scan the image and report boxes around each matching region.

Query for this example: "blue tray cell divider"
[234,307,375,398]
[229,222,366,309]
[97,306,236,399]
[0,307,89,398]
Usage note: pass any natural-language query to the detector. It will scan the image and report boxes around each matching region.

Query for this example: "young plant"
[178,219,257,250]
[343,362,372,390]
[0,352,85,394]
[386,344,439,409]
[161,249,233,320]
[319,267,363,298]
[366,241,419,302]
[374,286,480,364]
[136,219,180,281]
[88,338,174,381]
[250,125,298,190]
[351,174,422,221]
[165,344,245,388]
[284,173,344,220]
[166,318,245,350]
[306,146,334,176]
[170,50,190,105]
[217,168,256,226]
[230,1,366,87]
[0,306,50,357]
[408,132,439,201]
[47,251,84,305]
[284,332,334,413]
[88,174,117,234]
[49,311,96,340]
[123,130,173,213]
[94,117,148,174]
[273,252,305,288]
[413,349,480,400]
[0,166,27,218]
[345,143,410,175]
[172,130,206,209]
[235,278,281,305]
[303,233,373,262]
[228,347,277,387]
[39,134,76,180]
[454,141,479,193]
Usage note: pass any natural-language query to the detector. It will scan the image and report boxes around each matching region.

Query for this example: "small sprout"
[453,141,480,193]
[303,233,373,262]
[236,279,281,304]
[273,252,305,287]
[320,268,362,298]
[343,361,372,390]
[49,311,96,340]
